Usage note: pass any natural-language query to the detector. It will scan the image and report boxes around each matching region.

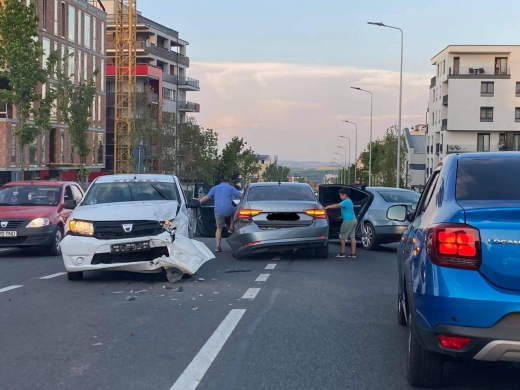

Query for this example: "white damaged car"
[60,174,214,282]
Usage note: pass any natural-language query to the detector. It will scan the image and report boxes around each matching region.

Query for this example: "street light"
[368,21,404,188]
[334,152,344,184]
[339,136,351,184]
[336,146,347,184]
[341,120,357,183]
[350,87,373,186]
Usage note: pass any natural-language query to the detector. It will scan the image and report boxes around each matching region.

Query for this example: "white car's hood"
[73,200,179,222]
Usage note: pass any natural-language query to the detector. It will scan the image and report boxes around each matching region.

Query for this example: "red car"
[0,181,84,255]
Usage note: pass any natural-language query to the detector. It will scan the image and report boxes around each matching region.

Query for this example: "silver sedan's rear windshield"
[377,190,420,203]
[247,186,316,201]
[83,181,178,205]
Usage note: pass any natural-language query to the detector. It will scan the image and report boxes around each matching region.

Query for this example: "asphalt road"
[1,240,520,390]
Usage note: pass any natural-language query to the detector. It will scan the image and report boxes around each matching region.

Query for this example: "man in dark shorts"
[199,179,242,252]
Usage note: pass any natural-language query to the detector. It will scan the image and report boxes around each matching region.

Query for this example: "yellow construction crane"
[114,0,137,174]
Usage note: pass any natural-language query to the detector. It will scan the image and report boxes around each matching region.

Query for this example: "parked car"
[228,182,332,259]
[360,187,420,250]
[60,174,213,281]
[388,152,520,388]
[0,181,84,255]
[318,184,375,241]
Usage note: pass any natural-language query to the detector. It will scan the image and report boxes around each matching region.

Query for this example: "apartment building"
[95,1,200,172]
[426,45,520,179]
[404,125,426,191]
[252,154,278,182]
[0,0,106,183]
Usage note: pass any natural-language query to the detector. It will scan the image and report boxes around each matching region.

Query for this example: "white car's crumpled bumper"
[61,231,215,275]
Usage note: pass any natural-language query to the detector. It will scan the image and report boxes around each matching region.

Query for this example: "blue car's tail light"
[438,335,471,350]
[427,224,482,270]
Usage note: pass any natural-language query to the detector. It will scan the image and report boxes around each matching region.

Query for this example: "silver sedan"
[227,183,330,259]
[360,187,420,250]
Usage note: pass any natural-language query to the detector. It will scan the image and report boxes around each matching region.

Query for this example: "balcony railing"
[446,144,501,154]
[162,74,200,89]
[441,118,448,130]
[177,101,200,112]
[430,76,436,88]
[449,67,511,77]
[442,95,448,105]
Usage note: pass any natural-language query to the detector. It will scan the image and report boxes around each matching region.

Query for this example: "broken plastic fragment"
[198,278,205,281]
[177,286,183,292]
[193,307,198,311]
[155,294,165,297]
[113,291,124,294]
[125,296,135,301]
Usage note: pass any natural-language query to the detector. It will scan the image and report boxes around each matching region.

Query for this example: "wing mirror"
[386,204,408,222]
[63,199,77,210]
[187,199,201,209]
[410,202,418,212]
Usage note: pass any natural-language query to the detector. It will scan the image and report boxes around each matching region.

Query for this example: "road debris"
[197,278,205,281]
[125,296,136,301]
[155,294,165,297]
[93,343,103,346]
[225,269,251,273]
[113,291,124,294]
[177,286,183,292]
[193,307,198,311]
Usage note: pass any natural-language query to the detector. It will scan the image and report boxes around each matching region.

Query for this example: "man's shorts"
[339,218,357,240]
[215,211,235,229]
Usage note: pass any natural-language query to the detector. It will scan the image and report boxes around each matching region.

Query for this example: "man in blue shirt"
[199,179,242,252]
[324,187,357,258]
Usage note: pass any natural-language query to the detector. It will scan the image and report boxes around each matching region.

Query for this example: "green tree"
[219,136,246,183]
[160,111,177,174]
[262,162,290,182]
[238,147,259,186]
[197,127,219,185]
[54,51,98,182]
[0,0,57,177]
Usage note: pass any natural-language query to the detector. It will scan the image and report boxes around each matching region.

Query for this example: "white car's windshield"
[82,181,178,205]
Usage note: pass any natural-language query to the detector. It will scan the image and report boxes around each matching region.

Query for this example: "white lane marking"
[0,248,10,252]
[255,274,270,282]
[272,255,282,260]
[170,309,246,390]
[0,285,23,293]
[38,272,66,280]
[265,264,276,270]
[241,288,261,300]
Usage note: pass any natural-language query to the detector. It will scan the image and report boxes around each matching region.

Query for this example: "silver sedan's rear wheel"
[361,222,380,251]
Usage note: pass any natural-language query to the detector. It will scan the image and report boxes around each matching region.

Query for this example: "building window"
[433,89,436,102]
[477,133,490,152]
[101,22,105,52]
[97,95,101,126]
[68,5,75,41]
[92,132,96,164]
[480,107,493,122]
[100,59,104,91]
[54,0,58,35]
[29,140,37,165]
[106,82,114,92]
[84,13,91,49]
[481,82,494,96]
[41,132,46,165]
[61,2,66,37]
[499,133,506,146]
[516,108,520,122]
[42,38,50,69]
[84,52,87,80]
[78,50,82,82]
[60,130,65,163]
[93,18,97,51]
[514,135,520,151]
[78,10,82,46]
[67,47,74,80]
[98,133,103,164]
[70,143,74,163]
[42,0,47,29]
[516,82,520,96]
[11,129,16,166]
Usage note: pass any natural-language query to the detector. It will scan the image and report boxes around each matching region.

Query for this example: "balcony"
[151,93,159,104]
[446,144,501,154]
[176,77,199,91]
[442,95,448,105]
[105,41,189,67]
[441,118,448,130]
[430,76,436,89]
[448,66,511,79]
[177,101,200,112]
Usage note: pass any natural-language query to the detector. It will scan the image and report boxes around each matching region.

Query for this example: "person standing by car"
[199,179,242,252]
[324,187,357,258]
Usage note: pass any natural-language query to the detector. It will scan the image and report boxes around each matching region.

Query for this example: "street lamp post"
[337,146,347,184]
[368,22,404,188]
[339,136,351,184]
[341,120,357,183]
[334,152,344,184]
[350,87,373,186]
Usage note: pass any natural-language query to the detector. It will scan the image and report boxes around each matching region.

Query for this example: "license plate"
[0,231,17,237]
[110,241,150,254]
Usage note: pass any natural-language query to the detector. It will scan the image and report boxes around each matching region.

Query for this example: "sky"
[139,0,520,163]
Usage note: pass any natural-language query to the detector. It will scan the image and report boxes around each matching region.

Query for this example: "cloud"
[188,62,430,161]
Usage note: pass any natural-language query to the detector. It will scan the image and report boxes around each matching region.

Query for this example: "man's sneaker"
[347,253,356,258]
[215,247,222,252]
[334,253,346,258]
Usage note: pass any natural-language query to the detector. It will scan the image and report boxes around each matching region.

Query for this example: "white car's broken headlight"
[69,219,94,237]
[161,219,177,233]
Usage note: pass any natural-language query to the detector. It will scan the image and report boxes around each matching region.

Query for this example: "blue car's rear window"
[456,158,520,200]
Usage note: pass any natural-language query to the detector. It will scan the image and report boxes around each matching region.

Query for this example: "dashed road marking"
[0,285,23,293]
[38,272,67,280]
[255,274,270,282]
[170,309,246,390]
[272,255,282,260]
[241,288,261,300]
[265,264,276,270]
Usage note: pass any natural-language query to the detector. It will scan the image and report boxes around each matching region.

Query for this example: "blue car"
[387,152,520,388]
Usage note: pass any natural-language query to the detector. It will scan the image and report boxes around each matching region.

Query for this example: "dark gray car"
[227,182,330,259]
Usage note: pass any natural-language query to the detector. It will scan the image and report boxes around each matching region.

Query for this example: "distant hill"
[278,160,331,169]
